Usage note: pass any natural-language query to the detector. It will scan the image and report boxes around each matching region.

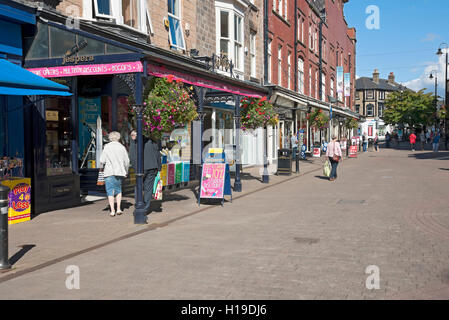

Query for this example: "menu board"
[175,162,182,184]
[200,163,226,199]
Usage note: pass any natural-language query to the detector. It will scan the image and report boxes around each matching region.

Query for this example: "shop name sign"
[62,54,94,65]
[28,61,143,78]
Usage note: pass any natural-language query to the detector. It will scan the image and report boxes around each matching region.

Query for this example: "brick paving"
[0,147,449,299]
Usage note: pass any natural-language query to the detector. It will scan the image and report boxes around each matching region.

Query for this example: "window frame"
[93,0,115,20]
[287,51,291,89]
[250,31,256,78]
[168,0,186,51]
[366,104,374,117]
[278,45,282,86]
[268,38,272,83]
[298,57,304,94]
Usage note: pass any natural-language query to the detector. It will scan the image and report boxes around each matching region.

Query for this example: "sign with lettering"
[0,178,31,225]
[27,61,143,78]
[200,163,226,199]
[167,163,175,185]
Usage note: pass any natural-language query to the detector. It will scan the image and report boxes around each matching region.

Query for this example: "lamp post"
[437,43,448,133]
[133,104,147,225]
[328,95,338,140]
[429,70,438,130]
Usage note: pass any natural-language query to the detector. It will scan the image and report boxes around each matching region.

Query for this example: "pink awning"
[147,64,263,98]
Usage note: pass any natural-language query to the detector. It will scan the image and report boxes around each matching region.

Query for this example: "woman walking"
[100,131,130,217]
[325,135,343,181]
[374,133,379,152]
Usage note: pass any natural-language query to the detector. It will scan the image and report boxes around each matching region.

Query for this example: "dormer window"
[94,0,114,19]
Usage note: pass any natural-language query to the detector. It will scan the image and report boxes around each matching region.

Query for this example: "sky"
[343,0,449,98]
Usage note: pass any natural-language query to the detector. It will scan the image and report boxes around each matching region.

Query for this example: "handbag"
[97,168,105,186]
[332,142,341,162]
[323,160,331,177]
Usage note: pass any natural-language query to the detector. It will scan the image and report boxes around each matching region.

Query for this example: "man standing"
[385,132,391,148]
[362,132,368,152]
[130,132,161,214]
[419,131,425,150]
[432,131,441,153]
[409,131,417,151]
[291,133,298,161]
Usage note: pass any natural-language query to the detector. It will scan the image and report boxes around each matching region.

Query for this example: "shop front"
[23,18,145,213]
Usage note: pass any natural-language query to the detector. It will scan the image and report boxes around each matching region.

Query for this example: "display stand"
[198,148,232,207]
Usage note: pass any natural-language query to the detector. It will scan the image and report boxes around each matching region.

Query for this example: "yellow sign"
[46,110,59,121]
[0,178,31,225]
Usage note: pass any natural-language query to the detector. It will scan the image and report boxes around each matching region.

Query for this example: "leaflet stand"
[198,148,232,207]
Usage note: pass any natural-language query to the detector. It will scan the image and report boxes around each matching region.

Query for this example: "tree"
[383,89,435,129]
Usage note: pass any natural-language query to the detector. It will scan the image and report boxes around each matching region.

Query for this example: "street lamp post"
[133,104,147,225]
[429,70,438,130]
[437,43,448,133]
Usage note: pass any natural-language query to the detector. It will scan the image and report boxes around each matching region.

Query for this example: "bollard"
[0,184,11,270]
[295,150,300,173]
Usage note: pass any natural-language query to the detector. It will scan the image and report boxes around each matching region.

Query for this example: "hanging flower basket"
[240,96,278,130]
[306,108,329,130]
[129,76,198,139]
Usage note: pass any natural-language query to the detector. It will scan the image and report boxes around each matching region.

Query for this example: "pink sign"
[200,163,225,199]
[148,64,262,98]
[27,61,143,78]
[167,163,175,185]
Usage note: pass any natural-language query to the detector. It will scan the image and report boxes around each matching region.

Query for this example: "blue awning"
[0,59,71,96]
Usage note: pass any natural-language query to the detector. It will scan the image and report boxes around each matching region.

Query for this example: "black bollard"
[0,184,11,270]
[295,149,300,173]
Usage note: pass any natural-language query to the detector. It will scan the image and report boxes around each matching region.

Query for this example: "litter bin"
[277,149,292,175]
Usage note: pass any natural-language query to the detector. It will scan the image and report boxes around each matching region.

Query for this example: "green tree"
[383,89,435,129]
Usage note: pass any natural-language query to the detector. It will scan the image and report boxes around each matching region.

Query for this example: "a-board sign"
[200,163,226,199]
[349,146,358,158]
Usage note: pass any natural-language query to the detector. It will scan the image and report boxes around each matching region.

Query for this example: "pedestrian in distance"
[445,131,449,150]
[100,131,130,217]
[362,132,367,152]
[325,135,342,181]
[426,130,431,144]
[130,134,161,214]
[385,132,390,148]
[419,131,425,151]
[409,131,417,151]
[290,133,298,160]
[432,132,441,153]
[374,133,379,152]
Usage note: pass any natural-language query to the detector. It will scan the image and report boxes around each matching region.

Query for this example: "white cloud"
[403,49,447,98]
[421,33,440,42]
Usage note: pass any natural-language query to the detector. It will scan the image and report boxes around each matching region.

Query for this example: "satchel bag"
[332,142,341,162]
[97,168,105,186]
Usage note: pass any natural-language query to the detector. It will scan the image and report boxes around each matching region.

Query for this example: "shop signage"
[349,146,358,158]
[62,54,94,65]
[27,61,143,78]
[200,163,226,199]
[344,73,351,97]
[0,179,31,225]
[46,110,59,121]
[337,66,344,93]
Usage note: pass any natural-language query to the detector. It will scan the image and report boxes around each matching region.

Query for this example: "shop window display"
[45,96,72,176]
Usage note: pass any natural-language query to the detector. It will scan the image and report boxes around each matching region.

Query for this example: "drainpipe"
[262,0,270,184]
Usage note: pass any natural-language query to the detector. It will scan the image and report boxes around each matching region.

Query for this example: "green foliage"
[240,96,278,130]
[306,108,329,129]
[130,76,197,139]
[345,117,359,130]
[383,89,435,128]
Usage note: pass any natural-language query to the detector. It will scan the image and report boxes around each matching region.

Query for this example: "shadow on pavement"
[439,168,449,171]
[407,152,449,160]
[315,175,330,181]
[9,244,36,266]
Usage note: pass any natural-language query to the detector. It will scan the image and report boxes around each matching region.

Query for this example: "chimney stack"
[388,72,395,84]
[373,69,380,84]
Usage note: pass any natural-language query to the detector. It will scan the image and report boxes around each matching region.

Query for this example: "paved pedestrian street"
[0,148,449,299]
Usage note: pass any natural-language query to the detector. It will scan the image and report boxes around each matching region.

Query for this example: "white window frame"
[168,0,186,51]
[284,0,287,19]
[367,104,374,117]
[315,70,318,99]
[321,72,325,101]
[268,38,272,83]
[216,2,245,73]
[93,0,153,35]
[278,45,282,85]
[234,14,243,71]
[330,78,335,98]
[298,57,304,94]
[93,0,115,20]
[278,0,283,16]
[250,31,256,78]
[309,24,313,50]
[309,65,312,97]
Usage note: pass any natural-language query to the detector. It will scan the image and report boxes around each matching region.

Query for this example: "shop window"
[49,26,76,58]
[45,97,72,176]
[25,22,49,60]
[168,0,185,50]
[78,36,106,56]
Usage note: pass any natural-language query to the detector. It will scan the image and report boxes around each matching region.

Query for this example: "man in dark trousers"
[130,132,161,214]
